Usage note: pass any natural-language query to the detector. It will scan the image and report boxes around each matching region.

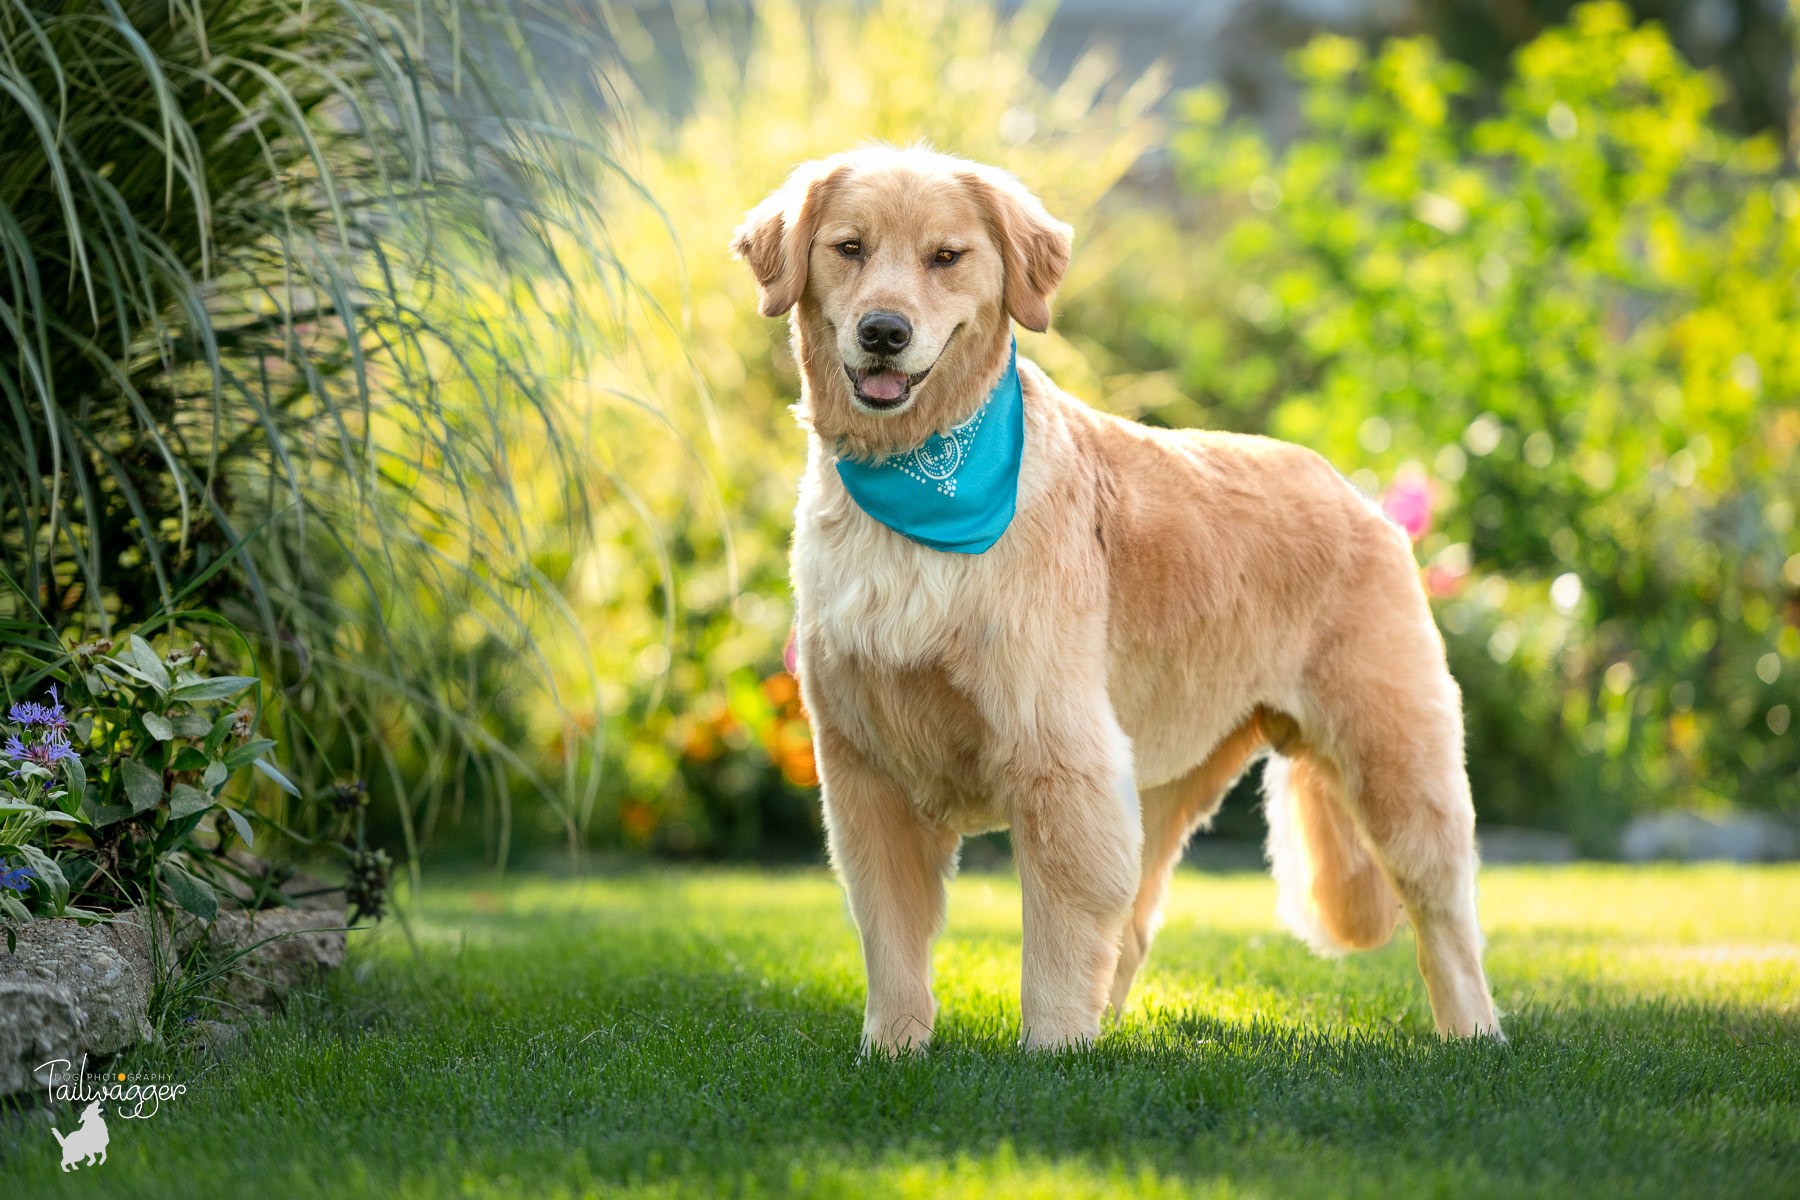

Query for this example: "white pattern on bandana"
[884,404,987,496]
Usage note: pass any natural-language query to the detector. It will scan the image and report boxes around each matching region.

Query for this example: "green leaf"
[170,676,259,702]
[78,784,123,831]
[223,739,277,770]
[169,783,213,819]
[142,711,175,740]
[222,805,255,848]
[61,858,96,891]
[202,759,229,791]
[15,845,67,913]
[158,862,216,922]
[168,746,209,772]
[0,892,29,926]
[121,759,163,813]
[172,712,213,738]
[83,802,134,829]
[61,753,85,805]
[252,757,300,798]
[110,662,165,694]
[126,635,170,694]
[203,715,236,758]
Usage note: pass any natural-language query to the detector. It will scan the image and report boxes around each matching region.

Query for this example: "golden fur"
[732,145,1502,1052]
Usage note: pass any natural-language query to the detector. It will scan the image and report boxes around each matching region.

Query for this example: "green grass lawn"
[7,864,1798,1198]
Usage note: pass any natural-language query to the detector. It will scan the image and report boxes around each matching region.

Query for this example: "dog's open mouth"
[844,362,932,411]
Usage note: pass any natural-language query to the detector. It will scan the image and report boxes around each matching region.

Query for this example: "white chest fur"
[791,445,1000,669]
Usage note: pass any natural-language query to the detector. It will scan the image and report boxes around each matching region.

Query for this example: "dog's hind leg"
[1301,591,1502,1038]
[1337,732,1499,1037]
[817,726,959,1055]
[1109,715,1267,1016]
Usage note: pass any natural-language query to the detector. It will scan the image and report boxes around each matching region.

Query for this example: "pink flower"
[1381,467,1433,542]
[1425,565,1466,598]
[782,627,799,678]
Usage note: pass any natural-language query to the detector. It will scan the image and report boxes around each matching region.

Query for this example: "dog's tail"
[50,1127,68,1147]
[1263,753,1403,955]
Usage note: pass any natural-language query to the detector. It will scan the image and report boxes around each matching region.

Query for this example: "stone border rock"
[0,915,154,1097]
[195,906,348,1010]
[0,893,348,1098]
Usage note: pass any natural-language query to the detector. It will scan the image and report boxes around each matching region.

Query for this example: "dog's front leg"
[816,726,958,1056]
[1007,722,1141,1050]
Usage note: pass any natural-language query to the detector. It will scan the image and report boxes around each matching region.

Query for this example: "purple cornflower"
[3,687,80,779]
[0,861,35,893]
[2,733,77,778]
[37,685,70,737]
[6,700,45,726]
[7,686,70,738]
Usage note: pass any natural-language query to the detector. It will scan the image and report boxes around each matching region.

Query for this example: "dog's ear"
[959,168,1073,333]
[730,159,847,318]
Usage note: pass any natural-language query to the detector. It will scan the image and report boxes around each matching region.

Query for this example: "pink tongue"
[860,371,907,401]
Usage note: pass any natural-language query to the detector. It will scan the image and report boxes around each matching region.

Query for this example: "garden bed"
[0,884,347,1097]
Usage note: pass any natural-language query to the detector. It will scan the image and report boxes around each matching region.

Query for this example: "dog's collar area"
[833,338,1023,555]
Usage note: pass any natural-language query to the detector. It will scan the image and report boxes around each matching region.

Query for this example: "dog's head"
[731,146,1071,445]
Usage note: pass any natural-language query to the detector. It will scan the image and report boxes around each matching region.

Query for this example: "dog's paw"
[860,1012,933,1058]
[1020,1022,1099,1052]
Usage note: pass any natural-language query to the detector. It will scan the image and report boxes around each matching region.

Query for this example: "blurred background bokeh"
[6,0,1797,883]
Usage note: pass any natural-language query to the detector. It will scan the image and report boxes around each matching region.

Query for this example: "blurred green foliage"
[1087,2,1798,848]
[1421,0,1797,140]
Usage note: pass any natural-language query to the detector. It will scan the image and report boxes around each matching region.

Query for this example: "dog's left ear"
[730,158,847,318]
[959,168,1073,333]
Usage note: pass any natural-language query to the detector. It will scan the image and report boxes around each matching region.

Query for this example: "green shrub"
[0,620,340,941]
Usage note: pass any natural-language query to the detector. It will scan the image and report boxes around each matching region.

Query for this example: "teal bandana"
[834,340,1023,555]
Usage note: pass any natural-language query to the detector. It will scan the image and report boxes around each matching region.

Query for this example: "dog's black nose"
[857,311,912,355]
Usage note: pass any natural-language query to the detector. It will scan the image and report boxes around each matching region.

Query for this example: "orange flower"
[620,801,658,840]
[762,672,798,708]
[775,718,817,786]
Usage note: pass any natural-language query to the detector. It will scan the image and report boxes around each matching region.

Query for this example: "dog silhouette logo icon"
[50,1099,109,1171]
[38,1054,190,1165]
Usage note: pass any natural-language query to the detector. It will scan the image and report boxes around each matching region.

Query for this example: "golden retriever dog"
[732,145,1501,1052]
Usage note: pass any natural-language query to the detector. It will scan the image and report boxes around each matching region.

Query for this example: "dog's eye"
[932,248,961,265]
[837,240,863,258]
